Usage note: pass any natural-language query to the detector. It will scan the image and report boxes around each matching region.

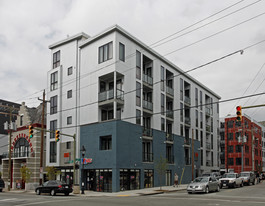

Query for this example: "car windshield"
[240,173,249,177]
[202,174,210,177]
[223,174,236,178]
[193,177,208,183]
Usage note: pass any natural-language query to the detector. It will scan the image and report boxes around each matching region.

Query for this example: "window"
[227,121,234,128]
[67,116,72,125]
[136,50,141,79]
[50,96,58,115]
[200,112,203,128]
[228,158,234,165]
[100,135,112,150]
[66,142,71,149]
[67,90,72,99]
[161,66,165,91]
[161,94,165,115]
[136,109,141,125]
[196,110,198,127]
[68,67,73,75]
[200,91,202,110]
[51,71,58,91]
[180,103,183,122]
[245,145,249,153]
[161,118,165,131]
[245,158,249,166]
[236,158,241,165]
[53,51,60,69]
[136,82,141,106]
[195,88,198,108]
[119,42,125,61]
[20,115,23,126]
[50,120,57,139]
[236,145,241,153]
[228,133,233,141]
[180,78,183,101]
[98,42,113,63]
[101,109,114,121]
[50,142,57,163]
[228,145,234,153]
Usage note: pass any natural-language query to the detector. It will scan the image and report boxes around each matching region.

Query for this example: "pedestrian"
[174,173,179,187]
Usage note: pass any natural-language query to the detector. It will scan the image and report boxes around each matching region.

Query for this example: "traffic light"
[236,106,242,121]
[29,125,34,138]
[55,130,60,142]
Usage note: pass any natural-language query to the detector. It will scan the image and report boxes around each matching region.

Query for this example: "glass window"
[50,120,57,139]
[144,170,153,188]
[98,42,113,63]
[66,142,71,149]
[119,42,125,62]
[67,90,72,99]
[67,116,72,125]
[50,96,57,115]
[50,142,57,163]
[53,51,60,69]
[195,88,198,108]
[161,94,165,115]
[200,91,203,110]
[100,136,112,150]
[136,50,141,79]
[51,71,58,91]
[161,66,165,91]
[180,78,183,101]
[161,118,165,131]
[136,82,141,106]
[68,67,73,75]
[136,109,141,125]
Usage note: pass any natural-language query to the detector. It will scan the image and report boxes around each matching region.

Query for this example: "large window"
[119,42,125,61]
[98,42,113,63]
[161,66,165,91]
[195,88,198,108]
[14,138,29,158]
[50,120,57,139]
[161,94,165,115]
[50,96,58,115]
[180,78,183,101]
[144,170,154,188]
[100,135,112,150]
[136,50,141,79]
[53,51,60,69]
[51,71,58,91]
[136,82,141,106]
[136,109,141,125]
[50,142,57,163]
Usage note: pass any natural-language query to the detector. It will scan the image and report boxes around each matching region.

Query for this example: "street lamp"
[80,145,86,194]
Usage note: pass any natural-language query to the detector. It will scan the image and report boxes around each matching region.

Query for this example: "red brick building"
[221,116,262,174]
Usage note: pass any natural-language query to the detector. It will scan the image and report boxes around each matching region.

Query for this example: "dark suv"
[0,178,5,192]
[239,171,255,186]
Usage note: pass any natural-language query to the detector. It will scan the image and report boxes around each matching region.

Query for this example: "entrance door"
[88,170,96,191]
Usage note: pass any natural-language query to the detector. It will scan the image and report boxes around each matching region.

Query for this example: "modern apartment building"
[220,115,263,174]
[46,25,220,192]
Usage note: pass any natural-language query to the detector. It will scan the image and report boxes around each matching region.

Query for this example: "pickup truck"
[219,173,244,188]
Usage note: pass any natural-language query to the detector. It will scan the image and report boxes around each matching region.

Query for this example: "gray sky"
[1,0,265,121]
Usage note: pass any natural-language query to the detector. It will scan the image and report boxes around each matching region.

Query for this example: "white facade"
[46,25,220,174]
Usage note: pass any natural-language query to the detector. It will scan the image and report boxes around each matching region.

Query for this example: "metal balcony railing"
[184,137,190,145]
[166,110,174,119]
[143,100,153,111]
[166,133,173,142]
[185,117,191,125]
[205,107,212,116]
[143,74,153,85]
[98,89,124,102]
[184,96,191,105]
[143,127,153,137]
[166,86,174,96]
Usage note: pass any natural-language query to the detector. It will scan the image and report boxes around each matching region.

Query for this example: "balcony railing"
[166,110,174,119]
[206,142,211,150]
[205,107,212,116]
[143,100,153,111]
[184,96,191,105]
[12,151,30,158]
[142,152,153,162]
[166,133,173,142]
[206,124,211,133]
[143,74,153,85]
[167,155,174,164]
[166,86,174,96]
[184,137,190,145]
[143,127,153,137]
[98,89,124,102]
[185,117,191,125]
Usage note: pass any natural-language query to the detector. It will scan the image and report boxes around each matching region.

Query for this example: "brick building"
[220,115,262,174]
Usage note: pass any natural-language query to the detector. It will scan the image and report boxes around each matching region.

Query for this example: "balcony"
[206,142,211,151]
[143,152,153,162]
[184,96,191,105]
[205,107,212,116]
[184,137,190,146]
[98,89,124,105]
[166,86,174,97]
[185,117,191,126]
[143,74,153,86]
[143,100,153,111]
[143,127,153,137]
[206,124,211,133]
[166,110,174,120]
[166,133,174,142]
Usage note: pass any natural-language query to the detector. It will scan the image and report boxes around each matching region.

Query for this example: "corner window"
[100,135,112,150]
[119,42,125,62]
[53,51,60,69]
[51,71,58,91]
[98,42,113,63]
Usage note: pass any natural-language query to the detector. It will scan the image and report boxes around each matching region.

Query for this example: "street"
[1,182,265,206]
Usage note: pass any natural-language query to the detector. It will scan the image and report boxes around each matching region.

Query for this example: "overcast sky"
[1,0,265,121]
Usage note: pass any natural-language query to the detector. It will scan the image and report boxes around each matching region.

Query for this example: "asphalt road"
[1,182,265,206]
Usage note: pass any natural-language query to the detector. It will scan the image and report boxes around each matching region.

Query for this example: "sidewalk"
[4,184,187,197]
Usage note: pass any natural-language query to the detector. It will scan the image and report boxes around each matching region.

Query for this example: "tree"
[155,155,168,190]
[45,166,61,180]
[20,166,31,184]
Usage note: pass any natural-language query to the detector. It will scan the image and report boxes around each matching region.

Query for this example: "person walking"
[174,173,179,187]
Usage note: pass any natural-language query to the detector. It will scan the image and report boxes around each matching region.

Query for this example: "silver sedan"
[187,176,220,194]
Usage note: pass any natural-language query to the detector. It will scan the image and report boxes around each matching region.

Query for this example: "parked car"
[35,180,73,196]
[219,173,243,188]
[0,178,5,192]
[202,172,222,181]
[187,176,220,194]
[239,171,255,186]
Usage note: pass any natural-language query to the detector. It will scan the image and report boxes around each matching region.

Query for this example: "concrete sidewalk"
[4,184,187,197]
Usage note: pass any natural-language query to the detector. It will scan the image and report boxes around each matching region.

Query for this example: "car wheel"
[205,186,209,194]
[50,189,56,196]
[36,189,41,195]
[65,192,69,196]
[216,185,220,192]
